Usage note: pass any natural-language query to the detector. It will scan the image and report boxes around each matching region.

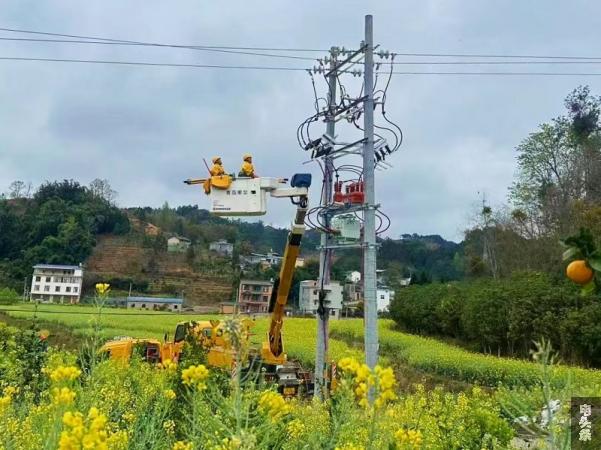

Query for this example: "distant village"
[27,230,411,318]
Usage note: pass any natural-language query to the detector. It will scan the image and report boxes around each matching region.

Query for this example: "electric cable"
[0,55,310,71]
[0,27,327,53]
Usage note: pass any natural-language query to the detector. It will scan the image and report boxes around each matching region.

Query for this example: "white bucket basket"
[210,177,287,216]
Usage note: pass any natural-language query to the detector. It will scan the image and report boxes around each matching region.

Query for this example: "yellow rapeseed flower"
[162,419,176,436]
[3,386,19,397]
[122,412,136,423]
[258,390,291,422]
[164,389,176,400]
[335,444,365,450]
[181,364,209,390]
[51,387,76,405]
[286,419,306,439]
[158,358,178,372]
[60,407,126,450]
[95,283,110,295]
[395,428,423,448]
[173,441,193,450]
[50,366,82,383]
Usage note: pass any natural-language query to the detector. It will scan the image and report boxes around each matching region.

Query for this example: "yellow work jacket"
[239,161,255,177]
[210,164,225,176]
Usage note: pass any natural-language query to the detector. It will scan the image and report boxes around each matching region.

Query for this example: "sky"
[1,1,601,242]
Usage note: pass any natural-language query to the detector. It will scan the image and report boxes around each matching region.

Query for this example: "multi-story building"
[298,280,343,319]
[238,280,273,314]
[30,264,84,304]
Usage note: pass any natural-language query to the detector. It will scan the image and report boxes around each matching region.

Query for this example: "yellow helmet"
[243,153,252,161]
[212,156,222,164]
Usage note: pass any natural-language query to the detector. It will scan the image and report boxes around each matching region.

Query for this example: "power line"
[4,26,601,64]
[379,71,601,76]
[2,56,601,76]
[0,26,326,54]
[0,36,318,61]
[0,56,308,71]
[390,51,601,61]
[388,60,601,65]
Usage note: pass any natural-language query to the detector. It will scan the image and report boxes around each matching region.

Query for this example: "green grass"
[0,304,362,367]
[5,304,601,392]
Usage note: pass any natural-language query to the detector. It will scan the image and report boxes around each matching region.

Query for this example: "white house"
[209,239,234,256]
[242,251,283,267]
[30,264,84,304]
[346,271,361,283]
[126,296,183,312]
[377,288,395,313]
[167,236,191,253]
[298,280,343,319]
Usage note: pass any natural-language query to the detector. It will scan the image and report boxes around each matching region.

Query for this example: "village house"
[167,235,191,253]
[209,239,234,257]
[238,280,273,314]
[30,264,84,304]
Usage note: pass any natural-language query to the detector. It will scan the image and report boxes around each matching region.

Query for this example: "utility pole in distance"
[362,14,379,371]
[315,47,338,400]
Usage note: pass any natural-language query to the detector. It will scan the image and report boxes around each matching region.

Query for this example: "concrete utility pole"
[362,15,379,370]
[315,47,338,400]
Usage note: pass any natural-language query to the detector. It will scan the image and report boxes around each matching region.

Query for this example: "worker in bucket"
[210,156,225,176]
[238,154,257,178]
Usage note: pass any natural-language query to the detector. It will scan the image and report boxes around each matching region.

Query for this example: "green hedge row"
[389,272,601,368]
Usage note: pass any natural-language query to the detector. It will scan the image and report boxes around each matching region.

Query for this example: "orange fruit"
[566,260,594,285]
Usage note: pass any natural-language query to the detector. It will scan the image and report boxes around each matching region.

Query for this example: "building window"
[55,286,61,292]
[331,310,336,316]
[73,287,78,293]
[35,276,41,282]
[45,277,51,282]
[44,286,50,292]
[66,286,71,293]
[141,304,146,309]
[262,296,268,302]
[380,295,385,299]
[173,305,178,310]
[34,284,40,291]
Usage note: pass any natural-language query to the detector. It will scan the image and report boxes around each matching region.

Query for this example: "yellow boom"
[261,197,308,365]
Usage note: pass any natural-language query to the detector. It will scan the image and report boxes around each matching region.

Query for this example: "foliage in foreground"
[0,322,516,450]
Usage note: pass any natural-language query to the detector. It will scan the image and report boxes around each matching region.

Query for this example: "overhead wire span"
[0,56,309,71]
[0,36,319,61]
[0,27,328,53]
[377,70,601,76]
[387,51,601,60]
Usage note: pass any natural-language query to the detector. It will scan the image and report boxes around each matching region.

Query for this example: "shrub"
[390,272,601,367]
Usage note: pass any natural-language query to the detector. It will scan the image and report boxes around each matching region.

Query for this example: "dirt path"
[0,312,81,350]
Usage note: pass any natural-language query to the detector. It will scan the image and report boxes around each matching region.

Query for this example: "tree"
[89,178,117,204]
[509,86,601,238]
[7,181,32,199]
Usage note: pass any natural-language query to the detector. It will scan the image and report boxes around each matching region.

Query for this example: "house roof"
[240,280,273,286]
[33,264,82,270]
[126,296,183,304]
[168,235,191,242]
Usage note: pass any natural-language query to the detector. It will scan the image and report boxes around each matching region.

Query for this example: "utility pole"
[362,14,379,370]
[315,47,338,400]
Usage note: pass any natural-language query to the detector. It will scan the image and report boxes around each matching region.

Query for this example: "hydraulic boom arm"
[261,195,308,365]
